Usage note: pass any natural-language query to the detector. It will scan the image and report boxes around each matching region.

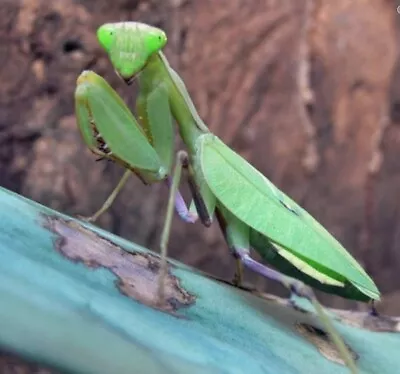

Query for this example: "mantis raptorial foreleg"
[75,70,196,226]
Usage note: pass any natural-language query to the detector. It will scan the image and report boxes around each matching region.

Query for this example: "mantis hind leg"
[215,206,358,374]
[214,207,247,286]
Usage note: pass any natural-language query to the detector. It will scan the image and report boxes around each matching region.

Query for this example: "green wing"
[198,134,379,300]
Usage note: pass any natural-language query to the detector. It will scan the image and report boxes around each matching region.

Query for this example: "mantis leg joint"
[177,150,189,167]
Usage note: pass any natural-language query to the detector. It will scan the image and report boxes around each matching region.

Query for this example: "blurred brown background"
[1,0,400,313]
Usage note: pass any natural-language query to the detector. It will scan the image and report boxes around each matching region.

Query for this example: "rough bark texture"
[1,0,400,312]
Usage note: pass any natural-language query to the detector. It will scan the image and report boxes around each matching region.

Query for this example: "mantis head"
[97,22,167,83]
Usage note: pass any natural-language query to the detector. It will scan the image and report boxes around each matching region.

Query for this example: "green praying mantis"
[74,22,380,373]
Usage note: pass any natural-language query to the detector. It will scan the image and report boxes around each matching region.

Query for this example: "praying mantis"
[74,22,380,373]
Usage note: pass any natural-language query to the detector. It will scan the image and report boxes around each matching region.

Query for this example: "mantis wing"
[198,134,379,300]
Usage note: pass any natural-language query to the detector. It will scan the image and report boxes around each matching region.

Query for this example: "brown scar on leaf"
[295,323,359,366]
[330,309,400,333]
[253,288,400,333]
[42,215,195,314]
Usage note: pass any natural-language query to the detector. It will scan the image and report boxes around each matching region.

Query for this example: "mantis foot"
[368,300,379,317]
[231,259,244,287]
[76,214,98,223]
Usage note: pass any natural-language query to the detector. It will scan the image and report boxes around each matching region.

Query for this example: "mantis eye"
[97,24,116,52]
[143,30,167,55]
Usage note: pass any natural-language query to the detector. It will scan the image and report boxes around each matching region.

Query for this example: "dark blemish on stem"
[42,215,195,315]
[295,323,359,365]
[279,199,300,216]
